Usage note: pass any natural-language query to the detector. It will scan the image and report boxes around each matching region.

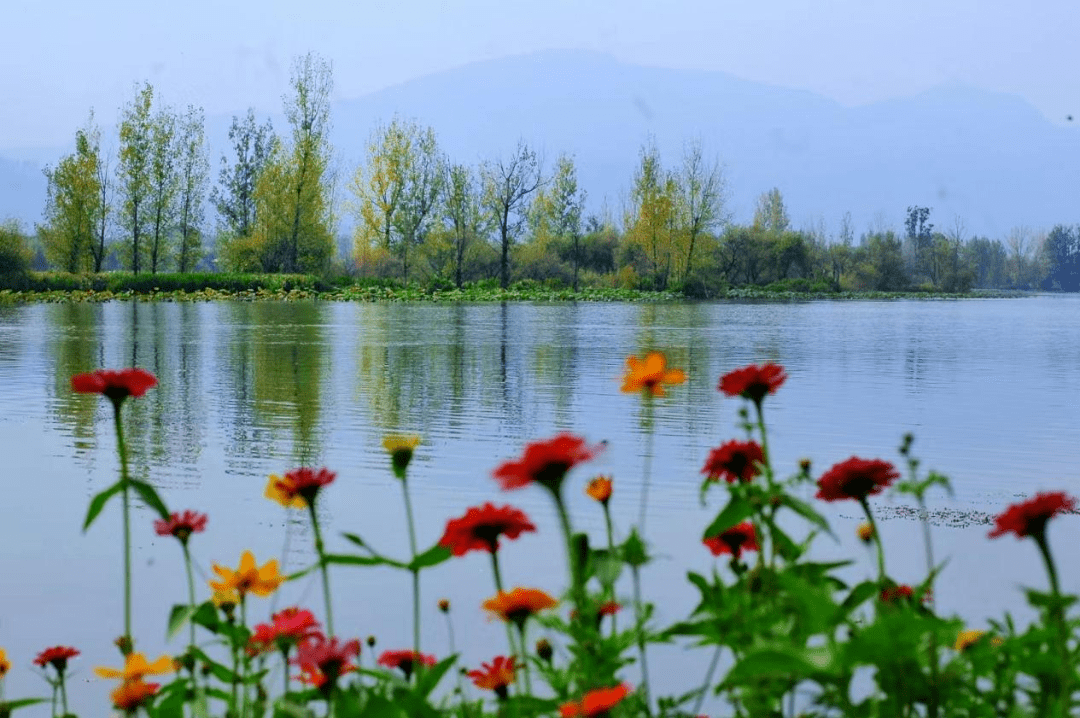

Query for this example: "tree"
[529,153,586,290]
[481,139,542,288]
[624,140,678,289]
[753,188,790,233]
[41,114,102,272]
[441,163,487,288]
[117,82,155,274]
[1044,225,1079,291]
[904,206,933,280]
[677,139,727,281]
[146,103,178,273]
[0,219,32,276]
[92,137,112,272]
[175,105,209,272]
[242,53,335,274]
[212,109,274,242]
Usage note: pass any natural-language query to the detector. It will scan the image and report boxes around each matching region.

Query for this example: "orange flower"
[95,653,175,682]
[483,587,558,627]
[110,679,160,711]
[0,648,10,677]
[209,550,284,599]
[621,352,686,397]
[586,476,613,505]
[856,522,875,543]
[560,684,633,716]
[467,655,516,698]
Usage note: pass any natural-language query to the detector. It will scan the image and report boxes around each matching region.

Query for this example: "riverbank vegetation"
[4,51,1080,299]
[2,359,1078,717]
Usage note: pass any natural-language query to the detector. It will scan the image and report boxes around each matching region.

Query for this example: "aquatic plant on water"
[1,358,1079,717]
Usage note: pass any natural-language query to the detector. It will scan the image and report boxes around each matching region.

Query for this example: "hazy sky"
[4,0,1080,150]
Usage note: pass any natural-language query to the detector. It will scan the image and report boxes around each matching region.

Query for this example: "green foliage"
[0,219,32,276]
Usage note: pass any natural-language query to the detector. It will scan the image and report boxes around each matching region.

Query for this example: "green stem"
[692,645,722,716]
[401,478,421,657]
[281,648,290,697]
[240,598,249,718]
[59,676,68,717]
[552,491,583,615]
[1034,533,1069,705]
[603,505,618,636]
[491,551,519,665]
[858,498,886,583]
[113,403,133,646]
[631,564,653,717]
[182,543,198,655]
[637,398,655,534]
[515,623,534,696]
[308,504,335,637]
[916,496,940,718]
[753,401,775,487]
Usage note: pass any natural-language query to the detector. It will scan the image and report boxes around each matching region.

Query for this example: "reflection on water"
[2,296,1080,713]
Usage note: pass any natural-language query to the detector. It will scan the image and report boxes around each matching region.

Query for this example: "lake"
[2,296,1079,714]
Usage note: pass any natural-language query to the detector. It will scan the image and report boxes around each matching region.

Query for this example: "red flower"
[292,634,360,688]
[559,684,633,717]
[702,440,765,483]
[271,467,337,507]
[250,608,321,655]
[467,655,516,698]
[154,510,207,544]
[879,584,931,604]
[718,363,786,404]
[439,503,537,556]
[493,433,604,492]
[703,522,759,560]
[71,368,157,406]
[377,649,437,680]
[815,457,899,502]
[988,491,1077,540]
[598,601,622,618]
[33,646,79,673]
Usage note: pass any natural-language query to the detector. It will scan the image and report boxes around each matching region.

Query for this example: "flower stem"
[631,564,653,718]
[59,675,69,717]
[490,552,518,664]
[308,504,335,637]
[858,497,886,583]
[1034,532,1070,704]
[603,505,618,636]
[637,397,656,534]
[400,477,421,657]
[182,543,198,654]
[552,491,583,615]
[515,623,534,696]
[113,402,133,649]
[692,645,722,716]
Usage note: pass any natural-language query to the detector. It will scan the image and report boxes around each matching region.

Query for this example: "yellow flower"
[211,588,240,608]
[209,550,283,599]
[856,522,875,544]
[621,351,687,397]
[111,678,160,711]
[95,652,175,681]
[0,647,10,677]
[265,474,307,509]
[383,434,421,479]
[586,476,613,504]
[954,629,987,652]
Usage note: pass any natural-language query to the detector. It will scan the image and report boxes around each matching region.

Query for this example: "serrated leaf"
[408,544,452,571]
[129,479,170,519]
[83,480,124,531]
[702,497,753,541]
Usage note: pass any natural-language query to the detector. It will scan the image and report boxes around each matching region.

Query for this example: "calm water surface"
[2,296,1079,712]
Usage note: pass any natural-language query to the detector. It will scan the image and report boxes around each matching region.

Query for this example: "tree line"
[5,51,1080,294]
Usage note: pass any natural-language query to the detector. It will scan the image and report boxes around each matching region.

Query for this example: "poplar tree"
[481,139,542,288]
[117,82,155,274]
[175,105,209,272]
[41,114,102,272]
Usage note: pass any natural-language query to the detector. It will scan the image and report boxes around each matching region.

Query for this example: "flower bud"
[856,522,874,544]
[536,638,553,662]
[438,598,450,613]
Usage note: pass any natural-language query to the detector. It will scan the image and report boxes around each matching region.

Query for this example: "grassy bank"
[0,270,1028,304]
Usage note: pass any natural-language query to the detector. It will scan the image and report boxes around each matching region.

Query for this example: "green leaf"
[702,497,753,541]
[190,647,240,684]
[838,580,879,618]
[190,601,220,633]
[129,479,170,519]
[725,644,835,684]
[166,604,197,639]
[777,493,834,537]
[2,698,48,712]
[324,553,408,570]
[83,480,124,531]
[414,654,457,697]
[342,532,368,549]
[408,544,452,572]
[770,525,802,561]
[622,529,650,568]
[589,548,624,586]
[353,695,406,718]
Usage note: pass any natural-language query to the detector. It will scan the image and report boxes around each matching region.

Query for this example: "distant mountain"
[3,50,1078,239]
